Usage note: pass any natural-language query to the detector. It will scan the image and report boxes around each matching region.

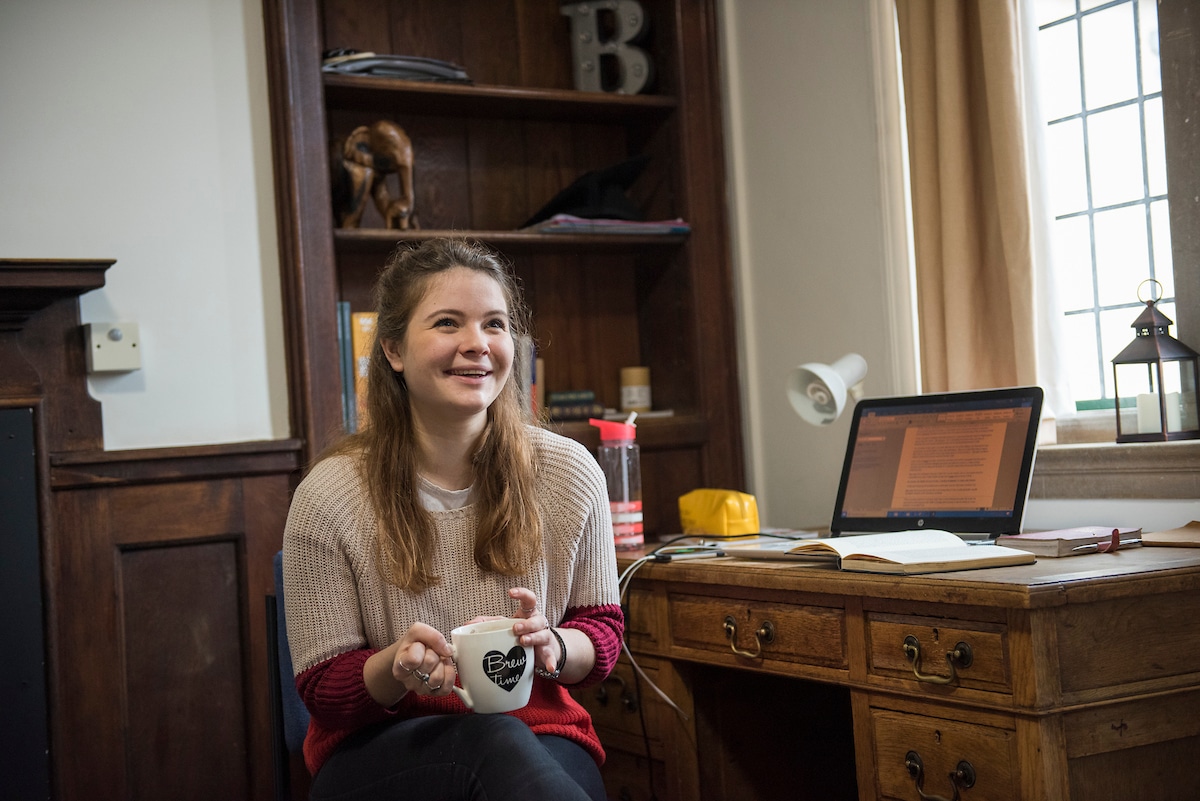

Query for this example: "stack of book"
[546,390,604,421]
[336,303,377,434]
[322,50,471,83]
[526,214,691,236]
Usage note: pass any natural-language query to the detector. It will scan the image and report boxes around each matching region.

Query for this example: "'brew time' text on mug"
[483,647,528,691]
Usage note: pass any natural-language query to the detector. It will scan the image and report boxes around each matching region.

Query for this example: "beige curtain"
[895,0,1038,392]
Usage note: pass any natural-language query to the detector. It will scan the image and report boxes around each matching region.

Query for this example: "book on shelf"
[601,408,675,420]
[724,529,1036,574]
[1143,521,1200,547]
[548,402,607,422]
[533,357,545,419]
[526,214,692,236]
[350,311,377,429]
[514,335,539,420]
[547,389,595,405]
[995,526,1143,557]
[336,302,357,433]
[321,51,471,83]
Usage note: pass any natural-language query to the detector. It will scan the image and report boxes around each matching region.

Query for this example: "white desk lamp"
[787,353,868,425]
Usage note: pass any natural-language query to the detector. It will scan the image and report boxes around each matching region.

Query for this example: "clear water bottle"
[589,416,643,551]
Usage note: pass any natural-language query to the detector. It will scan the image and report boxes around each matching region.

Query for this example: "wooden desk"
[574,547,1200,801]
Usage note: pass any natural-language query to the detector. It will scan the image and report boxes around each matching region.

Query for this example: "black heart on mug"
[482,647,527,692]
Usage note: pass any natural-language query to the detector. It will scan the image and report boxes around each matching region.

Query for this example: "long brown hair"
[330,238,541,592]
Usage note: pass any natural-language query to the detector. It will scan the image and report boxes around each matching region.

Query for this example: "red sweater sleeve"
[560,602,624,688]
[295,649,395,730]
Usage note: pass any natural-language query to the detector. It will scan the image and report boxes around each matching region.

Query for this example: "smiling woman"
[281,237,625,801]
[379,264,516,441]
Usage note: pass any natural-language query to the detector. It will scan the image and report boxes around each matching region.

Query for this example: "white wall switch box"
[85,323,142,373]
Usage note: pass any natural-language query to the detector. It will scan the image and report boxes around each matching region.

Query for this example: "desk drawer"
[871,707,1018,801]
[573,659,661,754]
[867,612,1011,693]
[667,593,847,669]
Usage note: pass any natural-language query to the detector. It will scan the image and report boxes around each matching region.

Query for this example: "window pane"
[1101,306,1142,397]
[1052,215,1095,311]
[1093,205,1149,306]
[1063,311,1103,400]
[1037,21,1081,119]
[1145,97,1166,196]
[1035,0,1077,27]
[1087,105,1145,207]
[1047,118,1088,215]
[1139,0,1161,95]
[1080,0,1108,11]
[1081,4,1137,109]
[1159,301,1178,333]
[1151,199,1174,295]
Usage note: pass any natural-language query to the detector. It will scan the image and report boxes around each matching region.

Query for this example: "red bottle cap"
[589,418,637,442]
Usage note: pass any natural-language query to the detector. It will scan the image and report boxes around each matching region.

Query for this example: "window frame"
[1040,0,1200,495]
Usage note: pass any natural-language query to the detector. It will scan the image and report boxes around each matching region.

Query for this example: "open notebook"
[728,387,1043,570]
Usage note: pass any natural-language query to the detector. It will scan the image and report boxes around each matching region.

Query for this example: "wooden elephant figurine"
[332,120,418,230]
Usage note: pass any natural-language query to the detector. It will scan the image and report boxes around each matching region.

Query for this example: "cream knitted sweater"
[282,426,624,774]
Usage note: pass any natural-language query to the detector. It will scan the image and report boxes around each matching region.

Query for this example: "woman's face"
[382,266,514,429]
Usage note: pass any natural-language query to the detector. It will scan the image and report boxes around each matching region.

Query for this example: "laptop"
[727,386,1043,559]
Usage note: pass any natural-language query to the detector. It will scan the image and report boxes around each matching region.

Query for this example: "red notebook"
[995,526,1142,557]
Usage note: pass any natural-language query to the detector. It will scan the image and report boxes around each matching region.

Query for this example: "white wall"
[719,0,916,528]
[0,0,288,450]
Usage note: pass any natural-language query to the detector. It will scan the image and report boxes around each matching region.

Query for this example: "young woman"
[283,238,623,800]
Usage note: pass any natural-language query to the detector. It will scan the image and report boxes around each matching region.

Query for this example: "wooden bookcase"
[262,0,744,537]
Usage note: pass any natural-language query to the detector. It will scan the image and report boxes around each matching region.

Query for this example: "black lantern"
[1110,280,1200,443]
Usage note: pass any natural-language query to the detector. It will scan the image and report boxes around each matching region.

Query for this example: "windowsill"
[1032,411,1200,499]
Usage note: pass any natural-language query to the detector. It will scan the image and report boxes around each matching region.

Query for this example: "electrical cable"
[615,544,725,722]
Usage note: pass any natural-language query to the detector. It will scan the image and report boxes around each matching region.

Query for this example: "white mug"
[449,618,534,714]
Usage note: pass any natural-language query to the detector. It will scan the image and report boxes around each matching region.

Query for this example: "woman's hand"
[395,622,456,696]
[507,587,561,676]
[366,622,457,705]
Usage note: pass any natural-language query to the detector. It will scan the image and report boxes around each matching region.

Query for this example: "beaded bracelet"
[534,627,567,680]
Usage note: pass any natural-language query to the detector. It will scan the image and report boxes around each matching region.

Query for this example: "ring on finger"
[426,682,442,691]
[414,669,431,683]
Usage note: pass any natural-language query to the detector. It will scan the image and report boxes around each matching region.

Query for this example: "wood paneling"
[3,261,302,800]
[122,542,247,799]
[49,465,297,801]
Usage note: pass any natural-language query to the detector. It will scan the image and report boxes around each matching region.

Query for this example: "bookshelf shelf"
[333,227,690,254]
[323,74,678,122]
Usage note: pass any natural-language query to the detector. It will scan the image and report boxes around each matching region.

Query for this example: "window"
[1032,0,1173,412]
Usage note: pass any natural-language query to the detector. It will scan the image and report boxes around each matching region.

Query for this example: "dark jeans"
[309,714,607,801]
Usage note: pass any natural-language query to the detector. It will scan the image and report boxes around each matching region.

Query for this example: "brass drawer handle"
[902,635,973,685]
[723,615,775,659]
[594,674,638,712]
[904,750,976,801]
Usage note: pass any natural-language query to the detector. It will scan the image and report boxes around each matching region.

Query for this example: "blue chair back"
[267,550,310,800]
[272,550,310,752]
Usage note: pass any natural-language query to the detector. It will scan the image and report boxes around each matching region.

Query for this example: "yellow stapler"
[678,489,761,538]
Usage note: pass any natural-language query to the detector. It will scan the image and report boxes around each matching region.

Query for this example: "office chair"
[266,550,310,801]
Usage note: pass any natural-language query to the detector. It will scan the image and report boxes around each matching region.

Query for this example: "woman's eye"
[434,317,456,328]
[486,318,508,330]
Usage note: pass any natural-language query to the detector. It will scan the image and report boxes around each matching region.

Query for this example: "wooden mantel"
[0,258,112,330]
[0,258,112,451]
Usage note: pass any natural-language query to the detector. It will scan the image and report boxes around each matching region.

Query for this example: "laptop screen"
[830,386,1043,538]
